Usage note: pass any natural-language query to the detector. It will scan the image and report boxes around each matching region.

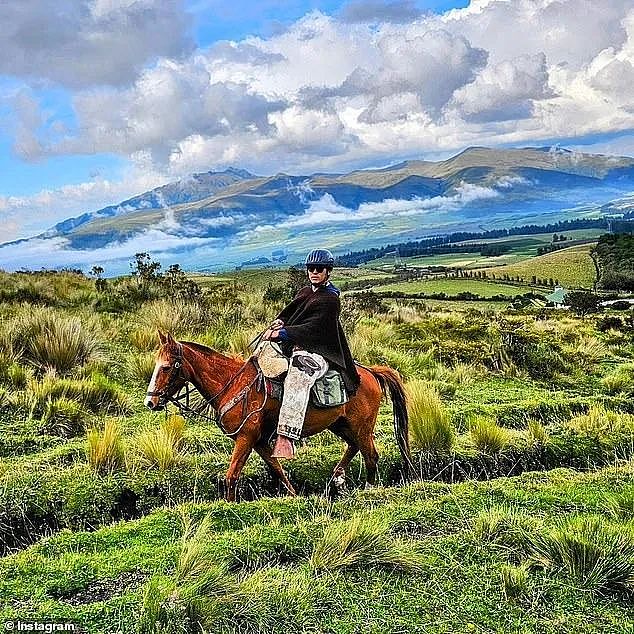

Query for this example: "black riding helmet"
[305,249,335,268]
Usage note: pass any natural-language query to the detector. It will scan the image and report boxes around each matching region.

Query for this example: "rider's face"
[307,265,329,285]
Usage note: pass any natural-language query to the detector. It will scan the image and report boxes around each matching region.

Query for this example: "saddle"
[254,341,348,408]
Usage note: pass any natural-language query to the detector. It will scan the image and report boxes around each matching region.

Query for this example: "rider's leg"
[272,350,328,458]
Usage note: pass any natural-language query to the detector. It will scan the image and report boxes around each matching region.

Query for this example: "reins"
[148,342,268,437]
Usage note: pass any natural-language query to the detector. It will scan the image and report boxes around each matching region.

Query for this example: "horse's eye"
[161,366,171,372]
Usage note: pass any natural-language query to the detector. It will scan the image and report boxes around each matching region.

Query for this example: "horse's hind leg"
[254,443,296,496]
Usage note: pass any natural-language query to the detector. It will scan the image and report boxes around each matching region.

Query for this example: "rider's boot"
[271,435,295,459]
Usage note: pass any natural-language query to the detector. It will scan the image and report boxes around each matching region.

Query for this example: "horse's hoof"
[364,482,374,490]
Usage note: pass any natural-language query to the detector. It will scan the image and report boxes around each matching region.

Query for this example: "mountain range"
[2,146,634,273]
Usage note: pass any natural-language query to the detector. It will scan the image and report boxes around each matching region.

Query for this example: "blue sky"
[1,0,634,243]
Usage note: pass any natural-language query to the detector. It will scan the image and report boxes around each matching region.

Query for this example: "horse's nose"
[145,397,157,410]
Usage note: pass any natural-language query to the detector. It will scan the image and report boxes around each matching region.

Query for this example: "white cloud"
[4,0,634,242]
[0,0,193,88]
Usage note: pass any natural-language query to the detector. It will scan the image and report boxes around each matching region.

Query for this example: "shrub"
[136,415,186,471]
[407,380,455,452]
[11,307,104,375]
[528,516,634,594]
[310,515,424,574]
[86,419,125,474]
[470,418,512,453]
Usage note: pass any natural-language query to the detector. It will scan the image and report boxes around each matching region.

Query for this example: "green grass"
[475,244,597,289]
[375,277,531,297]
[2,465,634,633]
[1,266,634,633]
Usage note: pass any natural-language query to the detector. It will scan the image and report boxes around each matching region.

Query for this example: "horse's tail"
[367,365,413,478]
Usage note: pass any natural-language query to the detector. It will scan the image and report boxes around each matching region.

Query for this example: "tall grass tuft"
[40,396,87,436]
[11,307,104,375]
[136,415,186,471]
[140,300,210,336]
[86,419,125,474]
[129,327,159,352]
[473,506,537,550]
[310,515,425,574]
[470,418,511,453]
[500,564,529,600]
[528,516,634,593]
[526,420,550,447]
[407,380,455,452]
[174,511,237,624]
[601,369,634,396]
[127,352,156,385]
[566,406,634,438]
[26,374,131,417]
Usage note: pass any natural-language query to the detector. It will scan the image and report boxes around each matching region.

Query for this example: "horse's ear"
[166,332,176,345]
[157,330,166,345]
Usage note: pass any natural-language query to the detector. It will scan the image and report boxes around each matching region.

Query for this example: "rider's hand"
[262,329,274,341]
[269,319,284,331]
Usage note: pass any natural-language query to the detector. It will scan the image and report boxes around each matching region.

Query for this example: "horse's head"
[145,331,188,411]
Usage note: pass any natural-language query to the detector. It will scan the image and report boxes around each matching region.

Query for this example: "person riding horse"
[262,248,360,459]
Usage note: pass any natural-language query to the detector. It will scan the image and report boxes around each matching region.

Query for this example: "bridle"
[146,341,268,437]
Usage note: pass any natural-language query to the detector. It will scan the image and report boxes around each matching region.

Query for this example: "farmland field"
[374,277,535,297]
[0,264,633,633]
[475,244,597,289]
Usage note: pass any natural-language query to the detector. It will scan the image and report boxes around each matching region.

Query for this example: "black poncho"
[275,284,360,394]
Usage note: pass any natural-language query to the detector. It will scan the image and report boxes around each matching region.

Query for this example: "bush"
[528,516,634,594]
[470,418,512,453]
[407,380,455,452]
[86,419,125,475]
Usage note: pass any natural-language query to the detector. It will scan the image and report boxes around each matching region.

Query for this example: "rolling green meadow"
[1,237,634,634]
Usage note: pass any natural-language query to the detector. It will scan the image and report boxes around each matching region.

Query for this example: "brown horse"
[145,332,411,501]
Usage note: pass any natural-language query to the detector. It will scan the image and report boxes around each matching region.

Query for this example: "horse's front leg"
[225,435,255,502]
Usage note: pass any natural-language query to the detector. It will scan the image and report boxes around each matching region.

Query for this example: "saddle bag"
[311,369,349,408]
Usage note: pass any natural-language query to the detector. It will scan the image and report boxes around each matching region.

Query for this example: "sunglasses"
[306,265,326,273]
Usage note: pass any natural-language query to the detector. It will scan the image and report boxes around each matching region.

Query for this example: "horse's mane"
[180,340,215,355]
[180,340,244,361]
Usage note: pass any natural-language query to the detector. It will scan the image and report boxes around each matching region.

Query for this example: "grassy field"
[374,277,534,297]
[0,265,633,633]
[361,230,604,272]
[475,244,597,289]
